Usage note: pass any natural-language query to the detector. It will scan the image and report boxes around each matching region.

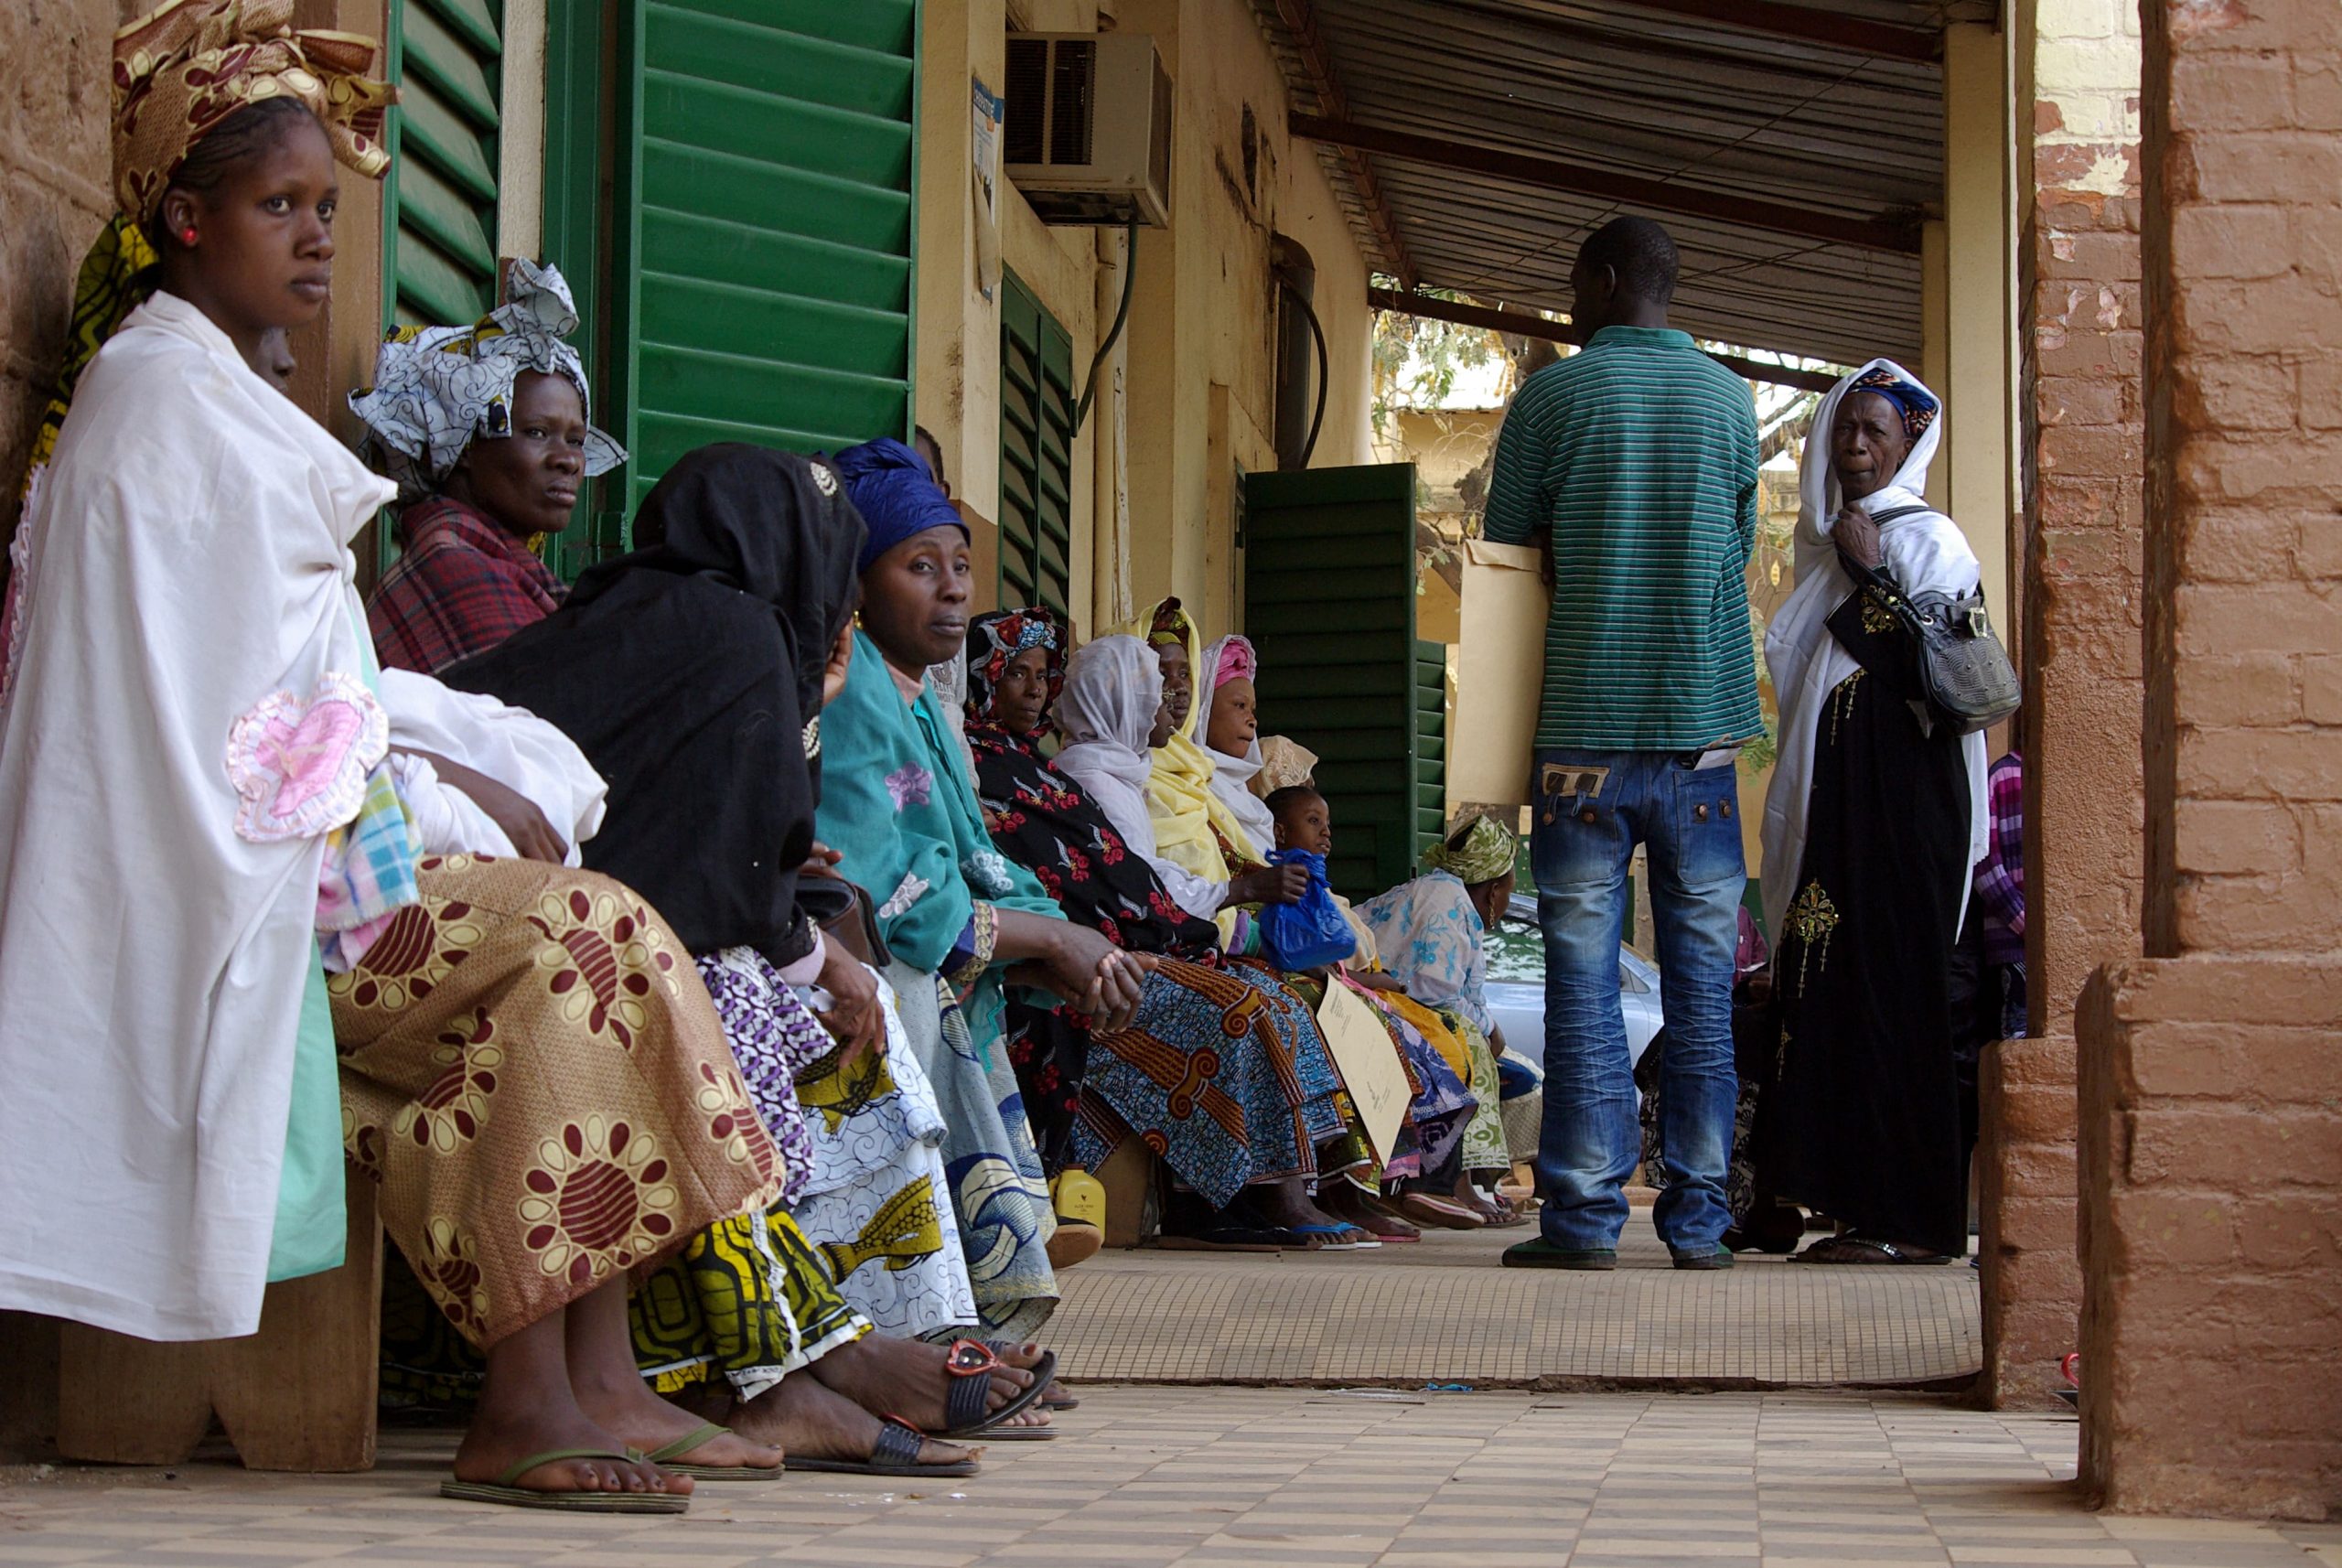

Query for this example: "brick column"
[2078,0,2342,1517]
[1981,0,2143,1410]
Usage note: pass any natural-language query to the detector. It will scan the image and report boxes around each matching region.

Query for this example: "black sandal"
[786,1417,980,1478]
[922,1338,1059,1440]
[1789,1234,1950,1265]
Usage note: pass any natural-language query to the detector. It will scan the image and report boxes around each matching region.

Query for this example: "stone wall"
[2078,0,2342,1518]
[1981,0,2143,1411]
[0,0,124,1467]
[1,0,124,552]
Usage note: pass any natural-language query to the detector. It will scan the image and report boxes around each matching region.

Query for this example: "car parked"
[1481,891,1665,1112]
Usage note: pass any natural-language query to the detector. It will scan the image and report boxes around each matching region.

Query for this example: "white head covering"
[349,260,625,502]
[1192,633,1279,854]
[1052,636,1226,922]
[1758,358,1989,945]
[1053,634,1160,791]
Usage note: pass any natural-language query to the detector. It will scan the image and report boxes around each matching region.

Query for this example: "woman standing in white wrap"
[0,2,780,1510]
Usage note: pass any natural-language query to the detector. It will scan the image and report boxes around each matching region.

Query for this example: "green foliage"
[1371,287,1502,438]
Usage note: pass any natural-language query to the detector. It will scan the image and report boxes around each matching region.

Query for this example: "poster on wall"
[972,78,1003,302]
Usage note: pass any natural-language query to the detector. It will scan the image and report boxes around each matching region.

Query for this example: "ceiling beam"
[1267,0,1419,290]
[1615,0,1943,64]
[1367,286,1845,394]
[1293,113,1924,254]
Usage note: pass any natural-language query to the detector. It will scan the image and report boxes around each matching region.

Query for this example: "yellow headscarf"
[1112,596,1266,879]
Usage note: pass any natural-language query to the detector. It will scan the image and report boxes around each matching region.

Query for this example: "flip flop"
[1154,1224,1288,1251]
[1287,1222,1381,1250]
[439,1447,691,1512]
[925,1339,1060,1440]
[786,1417,982,1479]
[639,1421,786,1481]
[1391,1192,1488,1230]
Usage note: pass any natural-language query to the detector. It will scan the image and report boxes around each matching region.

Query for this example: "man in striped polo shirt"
[1482,217,1760,1273]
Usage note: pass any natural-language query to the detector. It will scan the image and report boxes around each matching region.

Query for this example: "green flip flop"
[640,1421,788,1481]
[438,1447,692,1512]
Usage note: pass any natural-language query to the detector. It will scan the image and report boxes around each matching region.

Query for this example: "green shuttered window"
[617,0,918,517]
[1242,464,1426,899]
[385,0,503,329]
[999,272,1074,618]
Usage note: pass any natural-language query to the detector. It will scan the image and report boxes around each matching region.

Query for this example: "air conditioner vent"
[1004,32,1172,228]
[1048,39,1095,165]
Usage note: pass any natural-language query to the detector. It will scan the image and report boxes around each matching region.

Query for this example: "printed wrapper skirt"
[332,854,782,1349]
[1065,956,1346,1208]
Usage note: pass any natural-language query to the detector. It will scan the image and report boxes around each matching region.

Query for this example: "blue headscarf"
[1847,365,1940,440]
[829,436,967,572]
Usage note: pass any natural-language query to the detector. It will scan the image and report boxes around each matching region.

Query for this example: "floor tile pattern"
[1051,1226,1982,1387]
[4,1390,2336,1567]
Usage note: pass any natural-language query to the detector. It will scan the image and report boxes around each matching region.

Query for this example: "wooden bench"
[56,1173,382,1472]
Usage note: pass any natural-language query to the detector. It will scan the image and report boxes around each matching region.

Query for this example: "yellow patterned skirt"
[332,854,782,1349]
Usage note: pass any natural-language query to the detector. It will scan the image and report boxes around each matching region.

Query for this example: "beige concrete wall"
[918,0,1371,639]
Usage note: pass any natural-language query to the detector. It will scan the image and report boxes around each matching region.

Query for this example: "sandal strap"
[640,1422,730,1466]
[871,1418,929,1470]
[941,1337,1004,1377]
[945,1354,996,1432]
[493,1447,642,1487]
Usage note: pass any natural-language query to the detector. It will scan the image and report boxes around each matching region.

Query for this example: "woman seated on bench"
[446,443,1060,1470]
[355,260,620,675]
[0,8,776,1511]
[962,610,1362,1248]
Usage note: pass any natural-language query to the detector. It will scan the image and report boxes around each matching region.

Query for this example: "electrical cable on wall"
[1074,219,1139,435]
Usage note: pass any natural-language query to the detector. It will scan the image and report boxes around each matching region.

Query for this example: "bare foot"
[571,1367,783,1474]
[809,1333,1040,1431]
[453,1400,693,1498]
[730,1373,975,1468]
[1321,1183,1419,1240]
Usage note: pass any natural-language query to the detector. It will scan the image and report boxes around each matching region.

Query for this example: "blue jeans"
[1530,748,1746,1254]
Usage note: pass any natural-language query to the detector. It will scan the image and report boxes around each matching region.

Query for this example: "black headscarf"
[442,443,866,962]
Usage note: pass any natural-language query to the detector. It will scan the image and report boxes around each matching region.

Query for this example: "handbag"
[1842,506,2021,736]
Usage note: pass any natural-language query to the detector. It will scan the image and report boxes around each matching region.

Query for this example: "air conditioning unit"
[1004,32,1172,228]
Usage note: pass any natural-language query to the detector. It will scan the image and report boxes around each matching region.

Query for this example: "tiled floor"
[4,1389,2337,1567]
[1051,1221,1983,1388]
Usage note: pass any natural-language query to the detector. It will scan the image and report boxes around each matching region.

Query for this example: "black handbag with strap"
[1842,505,2022,736]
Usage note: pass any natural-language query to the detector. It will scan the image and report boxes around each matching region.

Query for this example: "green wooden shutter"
[1414,638,1447,857]
[383,0,502,329]
[999,271,1073,617]
[612,0,918,524]
[1242,464,1421,900]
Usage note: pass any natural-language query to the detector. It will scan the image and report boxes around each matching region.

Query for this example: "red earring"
[181,227,198,244]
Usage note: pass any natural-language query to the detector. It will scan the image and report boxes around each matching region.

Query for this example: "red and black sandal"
[921,1337,1059,1441]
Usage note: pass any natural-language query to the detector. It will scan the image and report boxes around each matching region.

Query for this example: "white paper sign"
[1315,980,1413,1169]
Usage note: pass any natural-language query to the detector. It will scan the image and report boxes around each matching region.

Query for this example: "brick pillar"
[2078,0,2342,1518]
[1981,0,2143,1411]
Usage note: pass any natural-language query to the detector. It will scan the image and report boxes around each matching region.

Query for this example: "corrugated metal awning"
[1254,0,1991,368]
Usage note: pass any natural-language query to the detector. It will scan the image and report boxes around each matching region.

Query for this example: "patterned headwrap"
[19,218,160,502]
[1212,635,1256,690]
[1423,811,1518,887]
[829,437,966,573]
[1255,734,1319,795]
[112,0,394,227]
[1147,597,1195,652]
[1847,364,1940,440]
[965,607,1069,732]
[348,259,623,502]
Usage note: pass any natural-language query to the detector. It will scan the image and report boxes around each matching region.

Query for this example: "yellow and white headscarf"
[1112,596,1266,878]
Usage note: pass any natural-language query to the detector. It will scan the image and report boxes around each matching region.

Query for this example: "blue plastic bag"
[1255,848,1358,970]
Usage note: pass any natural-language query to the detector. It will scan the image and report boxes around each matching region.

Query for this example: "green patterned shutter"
[998,271,1074,617]
[610,0,919,526]
[1414,638,1447,855]
[383,0,502,329]
[1241,464,1422,900]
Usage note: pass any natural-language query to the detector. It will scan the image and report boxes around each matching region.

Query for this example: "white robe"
[0,295,396,1340]
[1758,358,1990,948]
